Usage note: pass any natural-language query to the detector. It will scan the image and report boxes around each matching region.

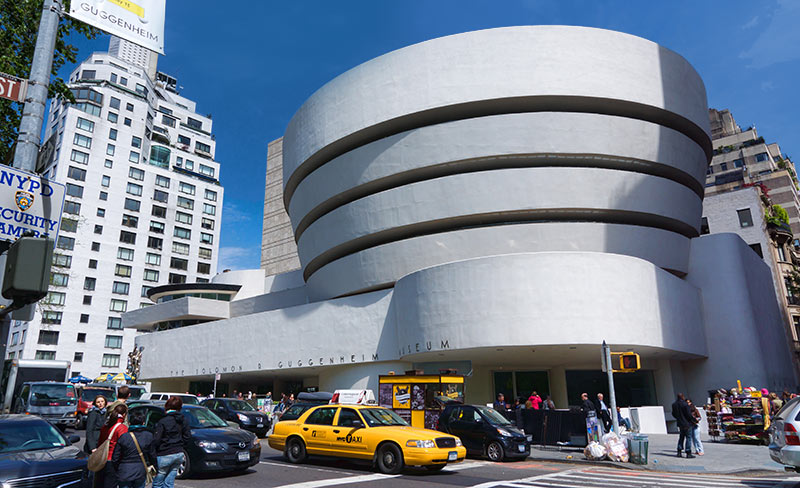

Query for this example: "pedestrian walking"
[152,396,191,488]
[84,395,107,454]
[112,408,156,488]
[528,391,542,410]
[594,393,612,432]
[671,393,695,458]
[687,399,704,456]
[96,404,129,487]
[580,393,596,414]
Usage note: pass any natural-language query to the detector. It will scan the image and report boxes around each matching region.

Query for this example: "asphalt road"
[67,428,800,488]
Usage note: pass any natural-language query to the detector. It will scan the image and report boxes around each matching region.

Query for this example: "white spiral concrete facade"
[283,26,712,300]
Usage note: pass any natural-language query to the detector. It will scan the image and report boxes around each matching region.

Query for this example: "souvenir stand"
[705,385,769,445]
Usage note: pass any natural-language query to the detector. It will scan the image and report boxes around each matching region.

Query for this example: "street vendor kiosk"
[378,371,465,429]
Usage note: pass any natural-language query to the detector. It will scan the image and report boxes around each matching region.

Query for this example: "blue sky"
[60,0,800,271]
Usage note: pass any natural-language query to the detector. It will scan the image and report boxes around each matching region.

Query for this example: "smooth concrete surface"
[122,297,230,331]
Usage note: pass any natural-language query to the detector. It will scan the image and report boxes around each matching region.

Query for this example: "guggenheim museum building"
[125,26,797,409]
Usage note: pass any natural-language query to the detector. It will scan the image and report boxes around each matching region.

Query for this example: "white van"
[141,392,200,405]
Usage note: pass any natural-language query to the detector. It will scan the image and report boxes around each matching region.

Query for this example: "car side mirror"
[68,435,80,444]
[351,420,363,429]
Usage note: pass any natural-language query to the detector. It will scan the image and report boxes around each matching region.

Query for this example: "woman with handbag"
[84,395,107,454]
[94,404,128,487]
[152,396,191,488]
[112,408,157,488]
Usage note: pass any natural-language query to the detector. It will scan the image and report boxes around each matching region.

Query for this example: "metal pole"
[603,341,620,434]
[13,0,61,172]
[213,376,217,398]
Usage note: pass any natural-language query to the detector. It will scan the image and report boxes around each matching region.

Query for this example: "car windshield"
[128,387,146,400]
[181,407,228,428]
[176,395,198,405]
[360,408,409,427]
[82,388,115,402]
[30,384,76,406]
[476,406,512,425]
[0,420,67,453]
[227,400,254,411]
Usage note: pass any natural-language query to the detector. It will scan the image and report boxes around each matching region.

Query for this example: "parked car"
[768,396,800,471]
[0,414,89,486]
[141,392,200,405]
[201,398,270,437]
[90,382,147,400]
[437,404,530,461]
[129,403,260,478]
[76,386,115,429]
[12,382,78,429]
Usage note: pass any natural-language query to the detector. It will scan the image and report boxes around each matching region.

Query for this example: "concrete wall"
[261,138,301,275]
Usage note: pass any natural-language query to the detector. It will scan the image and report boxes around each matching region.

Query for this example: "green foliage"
[773,204,790,225]
[0,0,99,165]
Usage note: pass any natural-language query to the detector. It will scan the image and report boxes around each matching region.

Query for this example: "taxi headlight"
[406,439,436,448]
[455,438,462,447]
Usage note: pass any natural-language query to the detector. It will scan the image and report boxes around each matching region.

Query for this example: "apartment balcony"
[787,296,800,307]
[769,221,793,244]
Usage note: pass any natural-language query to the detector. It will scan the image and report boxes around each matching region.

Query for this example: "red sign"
[0,73,27,103]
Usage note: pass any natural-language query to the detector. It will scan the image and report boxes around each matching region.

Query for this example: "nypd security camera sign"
[0,166,65,243]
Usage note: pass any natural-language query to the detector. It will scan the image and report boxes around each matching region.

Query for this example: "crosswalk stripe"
[271,472,400,488]
[562,470,780,487]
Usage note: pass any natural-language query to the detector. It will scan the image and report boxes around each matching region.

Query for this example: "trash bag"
[602,432,629,462]
[584,441,607,460]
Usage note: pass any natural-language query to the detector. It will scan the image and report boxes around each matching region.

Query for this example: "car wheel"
[177,449,191,479]
[286,437,307,464]
[424,464,446,472]
[376,443,404,474]
[486,441,504,462]
[76,414,85,430]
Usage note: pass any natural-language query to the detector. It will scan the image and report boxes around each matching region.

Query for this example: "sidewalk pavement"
[529,433,789,475]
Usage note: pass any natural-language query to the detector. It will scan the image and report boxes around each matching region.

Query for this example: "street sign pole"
[214,373,220,397]
[13,0,60,172]
[603,341,620,434]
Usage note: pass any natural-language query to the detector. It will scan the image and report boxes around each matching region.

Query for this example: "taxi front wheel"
[377,443,404,474]
[286,437,308,464]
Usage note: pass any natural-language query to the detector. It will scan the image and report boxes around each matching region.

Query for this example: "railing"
[787,296,800,306]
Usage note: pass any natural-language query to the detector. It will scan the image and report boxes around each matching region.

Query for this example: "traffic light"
[617,352,641,372]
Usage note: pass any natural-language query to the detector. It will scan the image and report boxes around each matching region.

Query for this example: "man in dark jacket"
[580,393,596,414]
[112,408,156,487]
[153,396,192,488]
[671,393,695,458]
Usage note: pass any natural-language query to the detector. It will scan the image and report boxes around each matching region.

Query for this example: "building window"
[733,158,744,168]
[129,151,139,163]
[109,128,117,140]
[756,152,769,162]
[143,269,159,282]
[120,76,128,86]
[73,133,91,149]
[124,118,132,127]
[76,117,94,132]
[197,262,211,274]
[122,214,139,228]
[84,277,96,291]
[737,208,753,228]
[38,330,59,345]
[53,254,72,268]
[169,273,186,284]
[115,264,132,277]
[80,314,89,323]
[57,236,75,250]
[778,245,787,262]
[178,134,191,146]
[44,291,65,305]
[50,273,69,287]
[96,208,105,217]
[106,144,115,156]
[173,227,191,239]
[101,175,111,187]
[199,247,212,259]
[35,351,56,360]
[105,159,113,168]
[749,243,764,258]
[109,96,120,109]
[81,70,96,79]
[65,183,84,198]
[184,159,193,170]
[64,201,81,214]
[129,167,145,180]
[83,295,92,305]
[147,237,163,250]
[177,196,194,210]
[199,164,215,177]
[74,352,83,362]
[170,257,188,270]
[162,114,175,127]
[720,162,728,171]
[203,203,216,216]
[108,317,123,329]
[155,175,170,188]
[102,354,120,368]
[77,333,86,343]
[126,102,134,112]
[61,218,78,233]
[200,233,213,244]
[109,299,127,312]
[9,332,17,346]
[67,166,86,181]
[152,205,167,218]
[124,198,141,212]
[179,182,195,195]
[126,183,142,196]
[41,311,62,324]
[99,191,108,201]
[204,189,217,201]
[187,118,203,131]
[117,247,135,261]
[88,259,97,269]
[149,221,165,234]
[141,286,152,298]
[201,218,214,230]
[172,242,189,255]
[196,141,211,154]
[105,335,123,349]
[91,242,100,252]
[176,212,192,225]
[131,136,142,148]
[108,112,118,123]
[700,217,709,235]
[153,190,169,203]
[145,253,161,266]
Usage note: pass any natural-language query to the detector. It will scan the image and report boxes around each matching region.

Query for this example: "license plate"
[518,444,526,452]
[238,451,249,462]
[447,451,457,461]
[257,423,264,428]
[526,435,532,441]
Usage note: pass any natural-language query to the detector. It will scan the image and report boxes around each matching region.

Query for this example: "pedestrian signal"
[617,353,641,372]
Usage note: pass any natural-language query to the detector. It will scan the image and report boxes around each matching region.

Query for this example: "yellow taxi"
[268,404,466,473]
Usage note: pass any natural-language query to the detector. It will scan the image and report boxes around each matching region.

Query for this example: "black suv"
[438,404,530,461]
[201,398,270,437]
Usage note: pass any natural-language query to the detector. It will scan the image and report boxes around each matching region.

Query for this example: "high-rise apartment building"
[4,39,224,379]
[260,138,300,275]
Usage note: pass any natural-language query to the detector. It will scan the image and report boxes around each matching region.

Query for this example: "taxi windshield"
[360,408,409,427]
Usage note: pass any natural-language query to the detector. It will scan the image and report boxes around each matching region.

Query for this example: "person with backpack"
[112,408,156,488]
[95,404,128,487]
[152,396,191,488]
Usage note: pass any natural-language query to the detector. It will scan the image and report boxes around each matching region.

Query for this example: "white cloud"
[741,15,759,29]
[739,0,800,69]
[761,80,775,91]
[222,202,254,224]
[219,246,259,271]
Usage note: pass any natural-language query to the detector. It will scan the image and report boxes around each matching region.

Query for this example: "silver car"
[768,396,800,471]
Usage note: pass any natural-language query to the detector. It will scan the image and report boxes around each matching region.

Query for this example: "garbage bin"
[628,434,649,465]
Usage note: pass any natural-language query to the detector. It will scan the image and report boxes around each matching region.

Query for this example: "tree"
[0,0,99,165]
